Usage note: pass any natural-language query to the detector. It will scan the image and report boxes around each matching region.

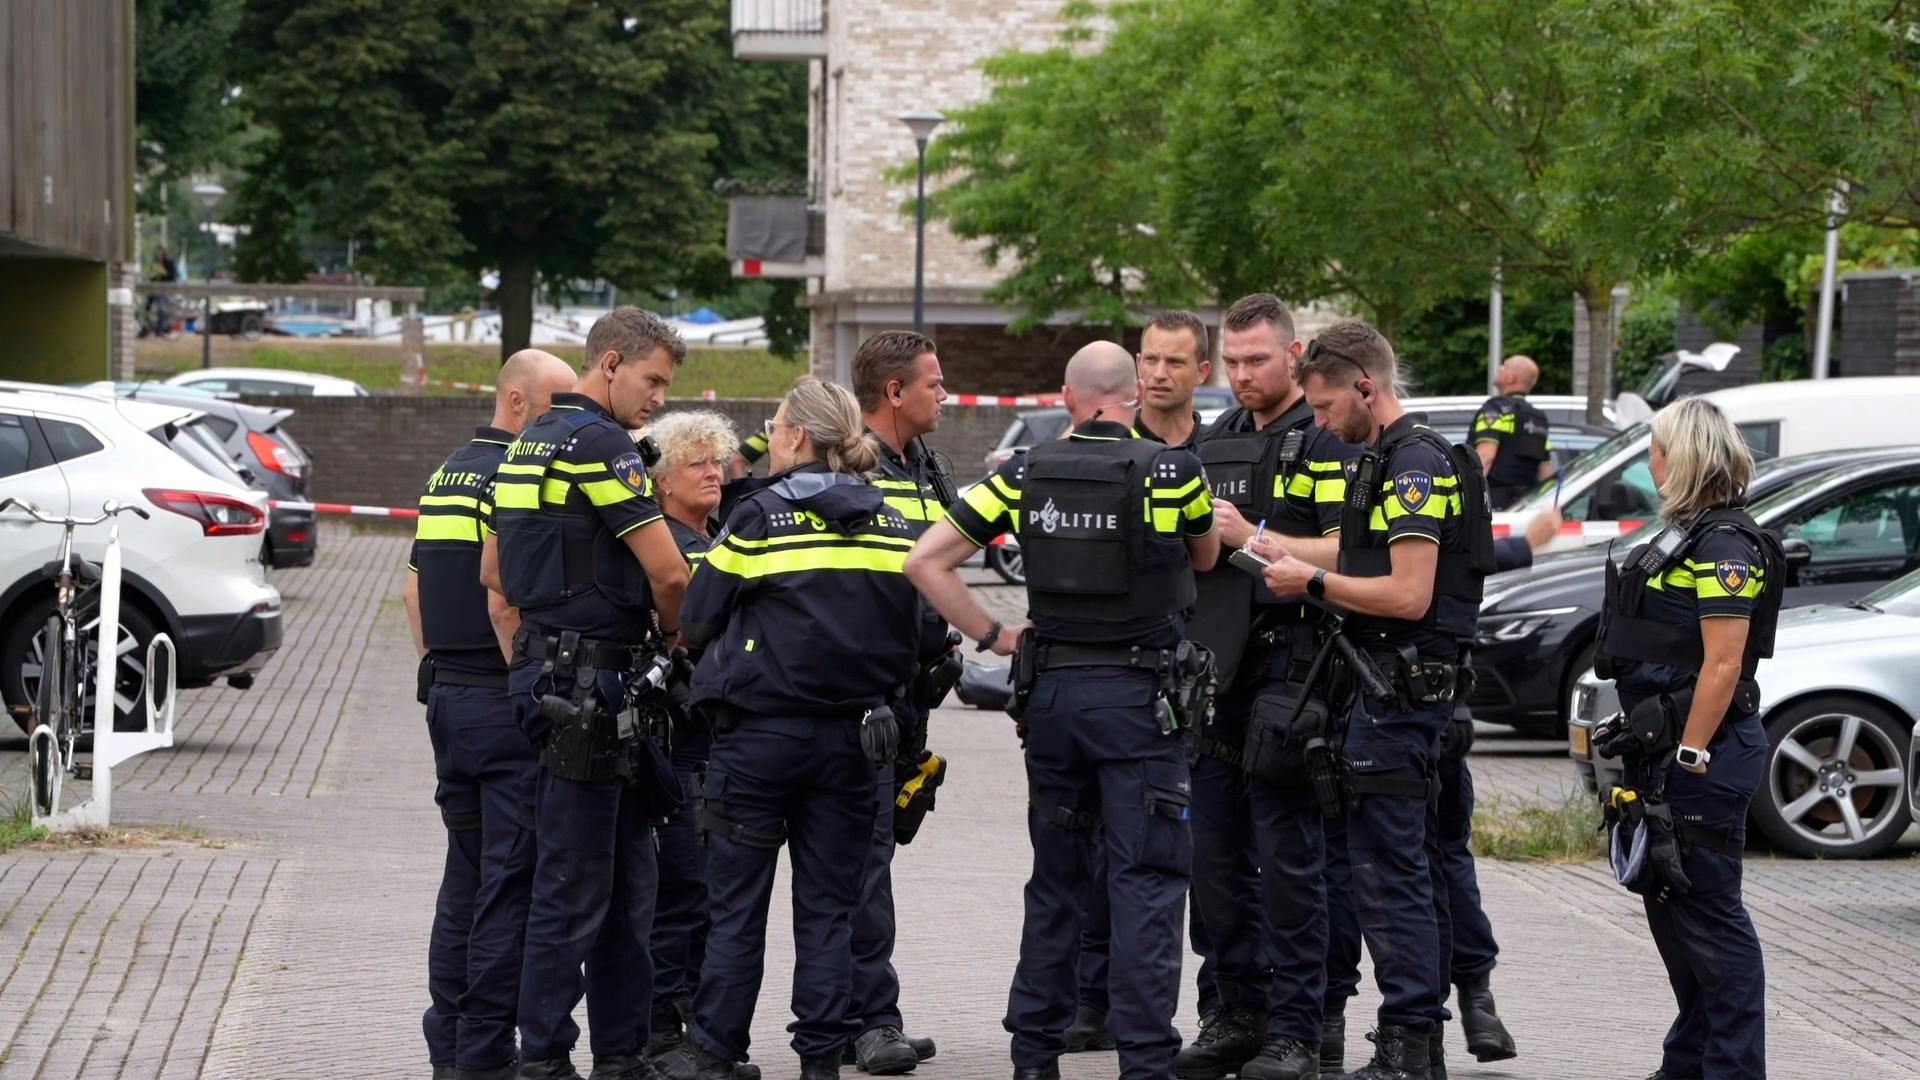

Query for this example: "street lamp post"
[192,182,226,369]
[899,109,945,335]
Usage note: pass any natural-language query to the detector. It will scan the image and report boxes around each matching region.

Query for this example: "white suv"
[163,367,369,397]
[0,384,283,731]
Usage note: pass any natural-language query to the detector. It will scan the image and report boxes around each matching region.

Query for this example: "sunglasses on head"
[1305,336,1370,373]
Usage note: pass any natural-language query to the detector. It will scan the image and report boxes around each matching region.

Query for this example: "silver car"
[1570,570,1920,858]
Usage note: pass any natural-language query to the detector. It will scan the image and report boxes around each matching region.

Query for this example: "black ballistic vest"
[1020,437,1196,624]
[1596,507,1784,680]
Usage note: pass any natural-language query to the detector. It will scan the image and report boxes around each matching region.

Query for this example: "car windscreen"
[1506,421,1649,513]
[1859,568,1920,616]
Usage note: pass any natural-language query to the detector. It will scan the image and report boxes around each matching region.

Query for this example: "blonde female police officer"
[678,381,923,1080]
[1591,397,1781,1080]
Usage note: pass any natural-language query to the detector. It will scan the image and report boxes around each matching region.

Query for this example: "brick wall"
[245,395,1028,509]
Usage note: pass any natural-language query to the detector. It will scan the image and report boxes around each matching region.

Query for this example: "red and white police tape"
[420,377,1060,407]
[270,499,419,520]
[1491,518,1642,540]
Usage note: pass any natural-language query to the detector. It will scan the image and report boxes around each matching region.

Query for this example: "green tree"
[135,0,244,207]
[232,0,804,361]
[922,3,1216,335]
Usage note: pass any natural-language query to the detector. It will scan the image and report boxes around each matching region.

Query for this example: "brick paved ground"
[0,528,1914,1079]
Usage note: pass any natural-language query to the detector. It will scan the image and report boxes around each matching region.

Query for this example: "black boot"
[518,1059,585,1080]
[589,1053,669,1080]
[435,1066,460,1080]
[1173,1005,1265,1079]
[455,1067,520,1080]
[1320,1013,1344,1074]
[1339,1026,1430,1080]
[1239,1036,1320,1080]
[1012,1065,1060,1080]
[671,1043,732,1080]
[1427,1027,1447,1080]
[1454,978,1516,1062]
[799,1054,841,1080]
[905,1035,935,1063]
[647,1000,688,1058]
[849,1026,917,1075]
[1064,1006,1116,1053]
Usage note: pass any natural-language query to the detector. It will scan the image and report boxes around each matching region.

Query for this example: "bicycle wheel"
[30,615,63,816]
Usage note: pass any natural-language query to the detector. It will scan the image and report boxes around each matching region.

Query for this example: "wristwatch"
[1675,744,1712,768]
[1307,569,1327,600]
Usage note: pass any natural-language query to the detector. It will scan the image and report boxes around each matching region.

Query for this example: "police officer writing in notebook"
[1248,320,1494,1080]
[906,341,1218,1080]
[1590,397,1781,1080]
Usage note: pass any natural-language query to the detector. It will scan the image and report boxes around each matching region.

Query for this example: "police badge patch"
[611,451,651,495]
[1394,471,1432,512]
[1715,559,1749,595]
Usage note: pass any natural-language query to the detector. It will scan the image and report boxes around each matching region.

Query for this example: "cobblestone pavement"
[0,528,1914,1079]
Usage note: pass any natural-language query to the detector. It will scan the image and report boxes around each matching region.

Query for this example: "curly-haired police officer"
[479,307,692,1080]
[907,341,1219,1080]
[408,350,574,1080]
[1251,320,1494,1080]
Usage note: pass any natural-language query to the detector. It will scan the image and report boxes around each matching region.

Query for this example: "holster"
[1372,645,1459,709]
[1242,683,1330,789]
[892,750,947,845]
[912,631,966,712]
[416,655,435,705]
[538,675,630,783]
[860,704,900,768]
[1441,705,1476,762]
[1008,627,1039,720]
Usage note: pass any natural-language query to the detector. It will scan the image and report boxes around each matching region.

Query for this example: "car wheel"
[1,596,163,735]
[1751,698,1911,859]
[238,312,264,340]
[986,543,1025,586]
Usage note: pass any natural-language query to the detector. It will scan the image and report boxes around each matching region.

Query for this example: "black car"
[1470,446,1920,736]
[110,384,318,567]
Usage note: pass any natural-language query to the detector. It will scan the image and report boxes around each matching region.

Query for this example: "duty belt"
[1033,641,1173,674]
[1677,818,1743,859]
[432,667,508,690]
[512,627,634,673]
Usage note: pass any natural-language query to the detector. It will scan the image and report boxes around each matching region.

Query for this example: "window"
[39,419,104,463]
[0,413,31,479]
[1737,421,1780,458]
[198,414,239,441]
[1563,449,1659,521]
[1785,481,1920,566]
[233,378,313,396]
[188,378,231,392]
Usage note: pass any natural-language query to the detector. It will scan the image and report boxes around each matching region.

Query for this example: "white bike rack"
[31,520,178,831]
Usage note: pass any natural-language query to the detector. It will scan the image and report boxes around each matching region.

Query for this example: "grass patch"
[132,339,806,399]
[1470,790,1607,863]
[0,798,47,854]
[16,821,228,852]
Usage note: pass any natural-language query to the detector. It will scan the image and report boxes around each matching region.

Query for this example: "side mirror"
[1781,537,1814,567]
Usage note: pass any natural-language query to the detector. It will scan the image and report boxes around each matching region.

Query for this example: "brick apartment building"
[725,0,1228,394]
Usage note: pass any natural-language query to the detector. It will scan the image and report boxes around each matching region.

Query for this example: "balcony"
[732,0,827,60]
[720,179,824,279]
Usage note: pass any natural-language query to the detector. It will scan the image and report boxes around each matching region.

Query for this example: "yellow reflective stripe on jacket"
[496,462,545,476]
[420,493,479,510]
[539,477,572,504]
[701,539,909,578]
[1473,411,1517,439]
[549,459,609,476]
[721,531,915,551]
[578,478,640,507]
[414,514,481,543]
[493,479,541,509]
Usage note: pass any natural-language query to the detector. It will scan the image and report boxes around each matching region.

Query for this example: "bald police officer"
[1473,356,1554,510]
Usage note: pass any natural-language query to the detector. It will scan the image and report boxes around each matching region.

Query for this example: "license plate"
[1568,724,1591,759]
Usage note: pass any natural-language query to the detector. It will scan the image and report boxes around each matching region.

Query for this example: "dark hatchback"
[1470,446,1920,736]
[110,384,318,567]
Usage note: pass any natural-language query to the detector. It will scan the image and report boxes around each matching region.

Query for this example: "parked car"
[105,384,317,568]
[1570,567,1920,859]
[0,384,283,732]
[1495,377,1920,552]
[163,366,369,397]
[983,387,1237,470]
[1470,446,1920,736]
[1402,393,1617,431]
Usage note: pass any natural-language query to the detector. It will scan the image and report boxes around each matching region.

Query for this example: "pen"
[1252,519,1267,548]
[1552,474,1564,508]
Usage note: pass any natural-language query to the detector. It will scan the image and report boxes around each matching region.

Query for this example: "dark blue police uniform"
[648,517,720,1055]
[415,426,538,1077]
[682,464,922,1074]
[492,392,681,1077]
[1470,394,1552,510]
[843,436,955,1072]
[948,419,1213,1080]
[1173,399,1356,1080]
[1330,414,1491,1079]
[1600,510,1776,1080]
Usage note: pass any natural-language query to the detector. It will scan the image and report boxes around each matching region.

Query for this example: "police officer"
[1252,320,1494,1080]
[1065,310,1216,1057]
[679,380,924,1080]
[1192,295,1359,1080]
[480,307,695,1080]
[1472,356,1554,510]
[409,350,575,1080]
[1590,397,1779,1080]
[628,410,742,1078]
[905,341,1219,1080]
[844,330,954,1074]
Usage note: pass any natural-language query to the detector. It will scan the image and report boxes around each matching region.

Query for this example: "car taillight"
[142,488,268,536]
[246,431,306,478]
